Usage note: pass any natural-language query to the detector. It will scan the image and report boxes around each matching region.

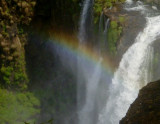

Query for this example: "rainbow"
[49,31,115,77]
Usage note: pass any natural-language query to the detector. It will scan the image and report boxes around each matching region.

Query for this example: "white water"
[98,9,160,124]
[77,0,112,123]
[79,59,102,124]
[104,18,110,34]
[78,0,160,123]
[99,12,104,35]
[98,13,110,50]
[79,0,94,43]
[78,0,101,124]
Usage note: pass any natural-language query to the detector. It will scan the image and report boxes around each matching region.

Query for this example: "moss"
[0,65,13,86]
[119,16,125,23]
[93,0,126,24]
[107,21,122,54]
[0,53,29,90]
[18,28,24,35]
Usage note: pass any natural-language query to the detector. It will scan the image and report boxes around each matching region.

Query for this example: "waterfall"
[98,13,110,51]
[98,12,160,124]
[99,12,104,36]
[78,0,99,124]
[78,59,102,124]
[79,0,94,43]
[77,0,111,124]
[104,18,110,48]
[104,18,110,34]
[78,0,160,123]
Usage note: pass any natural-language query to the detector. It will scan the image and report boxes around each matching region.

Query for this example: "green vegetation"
[0,65,13,86]
[0,89,40,124]
[107,21,123,54]
[94,0,126,23]
[0,0,129,123]
[0,54,28,90]
[93,0,126,54]
[119,16,125,23]
[24,119,53,124]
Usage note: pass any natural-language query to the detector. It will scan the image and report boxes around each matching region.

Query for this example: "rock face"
[0,0,36,89]
[120,80,160,124]
[139,0,160,8]
[103,4,146,62]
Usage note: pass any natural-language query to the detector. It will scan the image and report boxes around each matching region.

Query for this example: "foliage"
[33,84,75,122]
[119,16,125,23]
[18,28,24,35]
[24,119,53,124]
[107,21,122,54]
[0,89,40,124]
[93,0,126,24]
[0,65,13,86]
[0,54,29,90]
[94,0,124,14]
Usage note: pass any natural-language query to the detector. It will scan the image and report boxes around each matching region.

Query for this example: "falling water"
[99,12,104,36]
[104,18,110,47]
[78,0,100,124]
[98,13,110,50]
[77,0,112,123]
[78,0,160,123]
[79,59,102,124]
[98,7,160,124]
[104,18,110,34]
[79,0,94,43]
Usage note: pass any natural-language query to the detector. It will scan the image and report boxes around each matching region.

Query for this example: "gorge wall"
[0,0,160,123]
[0,0,81,123]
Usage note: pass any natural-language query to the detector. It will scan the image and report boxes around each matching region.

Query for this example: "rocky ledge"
[103,3,146,61]
[120,80,160,124]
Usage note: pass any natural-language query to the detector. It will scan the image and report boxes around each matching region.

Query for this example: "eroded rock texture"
[120,80,160,124]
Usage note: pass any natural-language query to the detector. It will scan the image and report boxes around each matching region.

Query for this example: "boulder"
[120,80,160,124]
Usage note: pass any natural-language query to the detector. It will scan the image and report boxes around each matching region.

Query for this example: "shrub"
[0,89,40,124]
[0,54,29,90]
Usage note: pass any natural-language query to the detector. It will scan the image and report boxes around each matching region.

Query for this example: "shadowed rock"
[120,80,160,124]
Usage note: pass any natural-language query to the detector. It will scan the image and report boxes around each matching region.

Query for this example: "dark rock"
[120,80,160,124]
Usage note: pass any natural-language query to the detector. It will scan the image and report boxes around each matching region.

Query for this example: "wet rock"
[1,54,5,59]
[0,41,7,47]
[10,20,14,24]
[10,44,17,49]
[18,1,30,8]
[13,36,21,50]
[13,52,19,58]
[0,7,2,12]
[7,56,13,61]
[22,1,30,8]
[120,80,160,124]
[24,7,29,15]
[3,47,10,52]
[0,34,3,39]
[31,1,36,7]
[139,0,160,8]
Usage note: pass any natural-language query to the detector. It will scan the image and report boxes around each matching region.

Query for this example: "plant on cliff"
[107,21,122,54]
[0,0,36,89]
[0,89,40,124]
[0,54,28,90]
[93,0,125,23]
